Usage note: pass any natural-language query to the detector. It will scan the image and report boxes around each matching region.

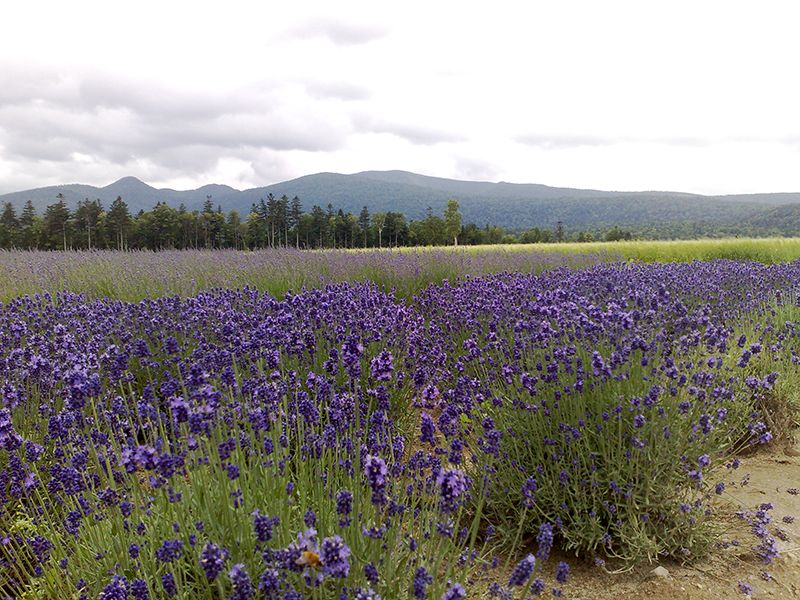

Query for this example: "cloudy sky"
[1,1,799,196]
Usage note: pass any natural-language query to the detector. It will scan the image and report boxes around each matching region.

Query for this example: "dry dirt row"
[542,449,800,600]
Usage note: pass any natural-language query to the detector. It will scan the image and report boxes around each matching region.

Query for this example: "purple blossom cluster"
[0,259,799,597]
[411,260,797,561]
[734,502,782,565]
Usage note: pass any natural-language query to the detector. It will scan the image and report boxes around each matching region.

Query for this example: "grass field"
[460,236,800,264]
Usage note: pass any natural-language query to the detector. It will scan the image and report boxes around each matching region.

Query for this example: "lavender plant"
[410,260,799,564]
[0,282,499,599]
[0,247,614,304]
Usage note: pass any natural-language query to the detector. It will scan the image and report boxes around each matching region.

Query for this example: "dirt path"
[553,449,800,599]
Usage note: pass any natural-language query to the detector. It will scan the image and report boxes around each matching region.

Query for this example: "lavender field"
[2,253,799,599]
[0,248,618,304]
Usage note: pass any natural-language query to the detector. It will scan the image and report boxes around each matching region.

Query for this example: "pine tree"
[358,206,370,247]
[0,202,19,248]
[289,196,302,248]
[19,200,39,249]
[106,196,132,250]
[74,198,104,249]
[43,194,71,250]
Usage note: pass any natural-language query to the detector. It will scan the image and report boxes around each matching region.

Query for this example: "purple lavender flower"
[154,539,183,563]
[529,577,546,595]
[754,538,779,564]
[319,535,350,578]
[370,350,395,381]
[27,535,53,564]
[738,581,753,595]
[169,396,190,423]
[229,564,255,600]
[536,523,554,561]
[252,511,280,543]
[98,575,129,600]
[412,567,433,599]
[258,568,281,597]
[448,438,463,465]
[435,468,470,514]
[0,409,23,452]
[737,350,752,368]
[522,477,538,507]
[420,412,438,446]
[199,542,228,581]
[304,509,317,528]
[298,399,320,426]
[341,335,365,379]
[508,554,536,587]
[334,490,353,527]
[130,578,149,600]
[226,463,241,480]
[131,579,150,600]
[364,455,388,506]
[161,572,177,597]
[441,583,466,600]
[555,561,569,584]
[97,486,119,507]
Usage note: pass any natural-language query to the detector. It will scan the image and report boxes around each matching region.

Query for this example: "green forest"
[0,194,574,251]
[2,190,799,252]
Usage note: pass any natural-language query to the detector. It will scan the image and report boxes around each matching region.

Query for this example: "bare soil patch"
[552,448,800,599]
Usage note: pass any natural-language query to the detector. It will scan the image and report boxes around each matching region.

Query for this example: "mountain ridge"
[0,170,795,230]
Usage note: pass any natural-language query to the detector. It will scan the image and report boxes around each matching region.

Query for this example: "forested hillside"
[738,203,800,236]
[1,170,789,232]
[217,171,763,229]
[3,170,800,247]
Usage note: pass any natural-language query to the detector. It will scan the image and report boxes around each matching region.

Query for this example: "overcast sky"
[2,1,799,196]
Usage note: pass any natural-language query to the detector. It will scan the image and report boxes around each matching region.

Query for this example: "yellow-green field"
[456,236,800,264]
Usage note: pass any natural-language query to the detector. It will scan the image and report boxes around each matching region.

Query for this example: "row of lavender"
[0,247,617,303]
[1,259,797,599]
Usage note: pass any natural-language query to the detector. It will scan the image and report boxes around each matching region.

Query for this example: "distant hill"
[0,177,238,215]
[737,203,800,236]
[1,170,797,231]
[214,171,764,230]
[714,192,800,206]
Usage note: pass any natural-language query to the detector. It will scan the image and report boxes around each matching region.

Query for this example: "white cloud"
[286,17,390,46]
[2,1,800,196]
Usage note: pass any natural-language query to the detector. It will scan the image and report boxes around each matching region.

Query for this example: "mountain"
[1,170,797,231]
[0,177,240,215]
[737,203,800,236]
[713,192,800,206]
[354,170,613,199]
[213,171,764,230]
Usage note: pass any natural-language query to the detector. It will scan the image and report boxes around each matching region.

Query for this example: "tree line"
[0,193,629,251]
